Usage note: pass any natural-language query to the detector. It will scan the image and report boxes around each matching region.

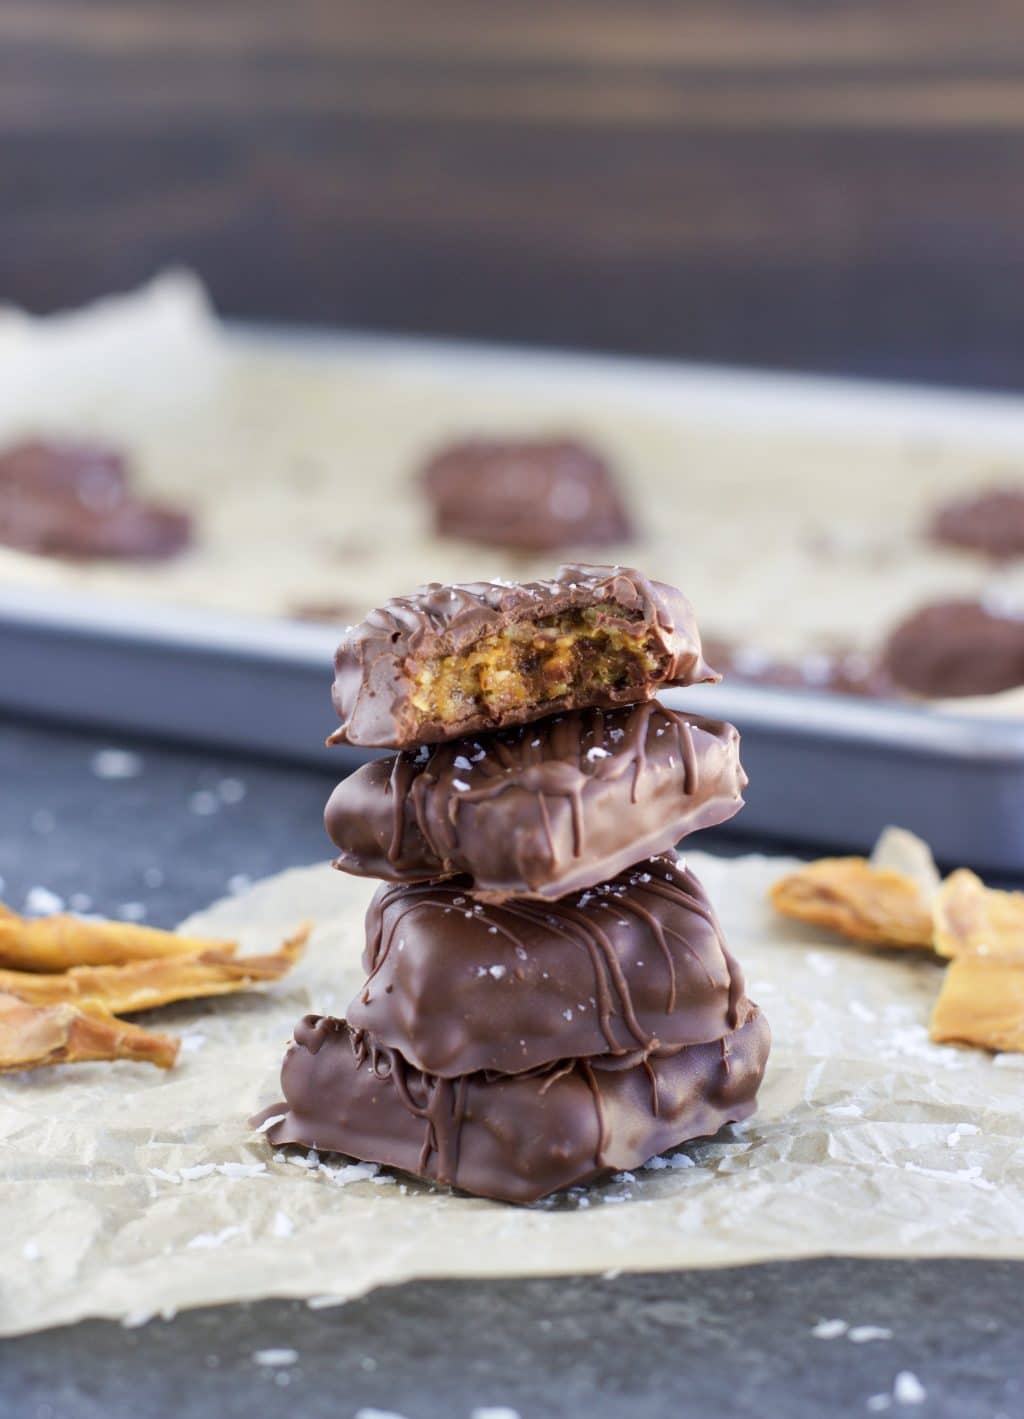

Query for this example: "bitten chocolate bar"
[328,564,717,749]
[326,703,745,900]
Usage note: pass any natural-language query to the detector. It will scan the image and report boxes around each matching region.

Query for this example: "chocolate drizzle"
[256,564,769,1204]
[254,1006,770,1205]
[349,856,745,1078]
[327,702,746,902]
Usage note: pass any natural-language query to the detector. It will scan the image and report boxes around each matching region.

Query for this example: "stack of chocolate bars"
[257,565,770,1203]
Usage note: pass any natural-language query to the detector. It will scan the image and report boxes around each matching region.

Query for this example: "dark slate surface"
[1,715,1021,1419]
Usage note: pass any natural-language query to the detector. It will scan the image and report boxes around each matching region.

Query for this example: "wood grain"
[4,1,1024,383]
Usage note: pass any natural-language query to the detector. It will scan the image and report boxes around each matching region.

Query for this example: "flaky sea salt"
[322,1161,381,1188]
[471,1408,522,1419]
[848,1326,893,1343]
[24,886,63,915]
[216,1162,266,1179]
[90,748,142,779]
[252,1348,298,1367]
[254,1113,287,1134]
[186,1225,243,1250]
[271,1211,293,1239]
[812,1318,848,1339]
[893,1371,926,1405]
[179,1164,216,1181]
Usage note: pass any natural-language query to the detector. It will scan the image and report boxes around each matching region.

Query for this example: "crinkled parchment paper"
[3,852,1022,1338]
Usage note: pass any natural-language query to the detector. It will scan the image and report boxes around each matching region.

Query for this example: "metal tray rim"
[4,581,1024,766]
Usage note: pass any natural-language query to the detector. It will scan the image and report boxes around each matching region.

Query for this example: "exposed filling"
[410,608,662,725]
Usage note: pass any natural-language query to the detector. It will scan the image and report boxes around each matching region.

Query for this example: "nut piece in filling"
[408,607,663,726]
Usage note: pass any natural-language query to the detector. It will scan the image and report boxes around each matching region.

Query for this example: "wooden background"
[5,0,1024,385]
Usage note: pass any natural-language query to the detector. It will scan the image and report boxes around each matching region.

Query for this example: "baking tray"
[3,579,1024,872]
[4,325,1024,872]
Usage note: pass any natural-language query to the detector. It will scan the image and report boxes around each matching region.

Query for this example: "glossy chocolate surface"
[930,486,1024,560]
[326,703,745,900]
[329,563,717,748]
[420,436,632,551]
[879,598,1024,698]
[254,1006,770,1205]
[348,856,748,1076]
[0,439,192,560]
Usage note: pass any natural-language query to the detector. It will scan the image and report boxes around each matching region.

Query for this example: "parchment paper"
[6,276,1024,719]
[3,852,1021,1338]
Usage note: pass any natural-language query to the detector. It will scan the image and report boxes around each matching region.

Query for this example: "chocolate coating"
[326,703,745,901]
[420,436,632,550]
[0,439,192,560]
[329,564,718,749]
[349,856,748,1076]
[254,1007,769,1205]
[930,486,1024,560]
[880,598,1024,698]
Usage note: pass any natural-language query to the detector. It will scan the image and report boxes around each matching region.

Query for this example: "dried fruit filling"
[409,609,662,724]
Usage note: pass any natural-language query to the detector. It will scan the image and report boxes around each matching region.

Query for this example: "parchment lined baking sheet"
[5,273,1024,722]
[2,851,1021,1338]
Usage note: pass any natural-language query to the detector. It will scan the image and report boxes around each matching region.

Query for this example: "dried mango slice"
[930,954,1024,1053]
[0,912,237,972]
[933,869,1024,961]
[0,924,310,1015]
[0,992,179,1071]
[769,857,934,948]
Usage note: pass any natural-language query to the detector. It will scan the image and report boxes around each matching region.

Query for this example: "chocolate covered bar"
[0,439,192,561]
[329,564,717,748]
[930,486,1024,561]
[880,598,1024,698]
[254,1006,770,1205]
[420,436,632,551]
[349,857,748,1076]
[327,703,745,900]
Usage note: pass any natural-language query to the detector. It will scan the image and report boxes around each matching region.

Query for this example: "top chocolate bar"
[328,563,717,748]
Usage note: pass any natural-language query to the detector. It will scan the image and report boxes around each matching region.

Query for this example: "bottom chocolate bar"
[253,1007,770,1205]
